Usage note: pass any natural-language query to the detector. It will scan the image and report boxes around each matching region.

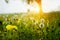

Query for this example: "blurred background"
[0,0,60,40]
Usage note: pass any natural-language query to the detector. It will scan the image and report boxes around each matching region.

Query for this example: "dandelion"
[39,18,45,28]
[39,23,44,28]
[6,25,18,31]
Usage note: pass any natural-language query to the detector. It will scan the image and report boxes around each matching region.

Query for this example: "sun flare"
[28,2,40,13]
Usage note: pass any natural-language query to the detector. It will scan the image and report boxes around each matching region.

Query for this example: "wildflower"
[39,23,44,28]
[6,25,18,30]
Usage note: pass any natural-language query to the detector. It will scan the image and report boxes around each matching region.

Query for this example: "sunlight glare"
[28,1,40,13]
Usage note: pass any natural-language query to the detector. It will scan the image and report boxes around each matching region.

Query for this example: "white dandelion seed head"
[39,23,44,28]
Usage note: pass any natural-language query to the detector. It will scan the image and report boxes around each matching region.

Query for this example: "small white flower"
[39,23,44,28]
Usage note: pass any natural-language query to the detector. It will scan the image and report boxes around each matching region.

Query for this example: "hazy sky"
[42,0,60,12]
[0,0,60,13]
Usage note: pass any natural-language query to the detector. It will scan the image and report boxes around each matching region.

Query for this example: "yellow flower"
[6,25,18,30]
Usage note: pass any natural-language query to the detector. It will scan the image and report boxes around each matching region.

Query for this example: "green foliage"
[0,12,60,40]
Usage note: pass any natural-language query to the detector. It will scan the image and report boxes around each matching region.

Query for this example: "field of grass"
[0,12,60,40]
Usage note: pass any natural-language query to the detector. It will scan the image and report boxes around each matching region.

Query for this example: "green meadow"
[0,12,60,40]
